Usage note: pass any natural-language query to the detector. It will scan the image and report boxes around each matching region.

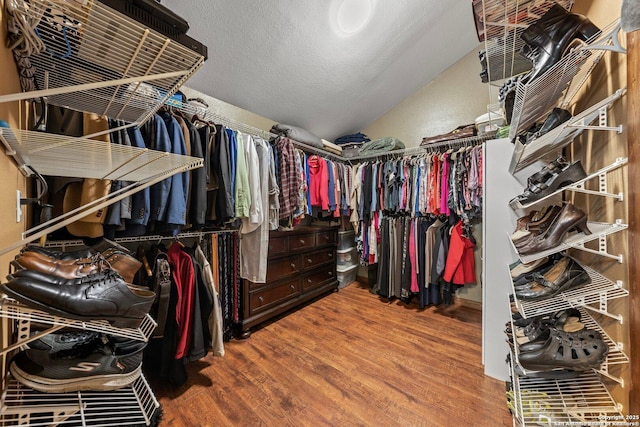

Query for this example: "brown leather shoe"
[12,254,105,279]
[103,251,142,284]
[519,204,591,256]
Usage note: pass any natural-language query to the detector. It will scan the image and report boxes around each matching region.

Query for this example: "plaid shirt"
[276,137,301,219]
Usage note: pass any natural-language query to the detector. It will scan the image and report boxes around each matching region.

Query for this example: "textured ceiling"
[162,0,479,141]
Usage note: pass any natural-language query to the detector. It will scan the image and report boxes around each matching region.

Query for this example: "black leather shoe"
[537,108,573,136]
[515,256,590,301]
[0,274,155,328]
[521,4,601,50]
[519,5,600,83]
[512,161,587,205]
[7,268,122,286]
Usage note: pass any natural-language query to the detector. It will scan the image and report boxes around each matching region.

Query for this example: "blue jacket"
[162,112,189,228]
[148,115,172,223]
[122,126,151,235]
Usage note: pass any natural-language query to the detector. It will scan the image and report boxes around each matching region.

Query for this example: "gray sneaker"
[10,332,145,393]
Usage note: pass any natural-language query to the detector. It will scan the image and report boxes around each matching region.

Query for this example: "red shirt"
[307,155,329,210]
[167,242,195,359]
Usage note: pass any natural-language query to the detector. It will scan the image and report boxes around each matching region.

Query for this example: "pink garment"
[307,155,329,210]
[409,219,418,292]
[440,153,450,216]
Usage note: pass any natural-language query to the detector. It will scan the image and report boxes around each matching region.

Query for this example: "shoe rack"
[0,303,159,426]
[0,0,207,425]
[476,1,630,424]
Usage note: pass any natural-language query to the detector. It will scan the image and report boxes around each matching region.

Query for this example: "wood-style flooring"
[149,283,513,427]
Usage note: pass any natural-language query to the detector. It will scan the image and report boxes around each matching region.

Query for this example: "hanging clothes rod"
[174,98,495,163]
[176,99,346,162]
[42,229,238,249]
[346,132,496,162]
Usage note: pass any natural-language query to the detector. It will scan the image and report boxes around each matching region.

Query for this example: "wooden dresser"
[241,226,338,336]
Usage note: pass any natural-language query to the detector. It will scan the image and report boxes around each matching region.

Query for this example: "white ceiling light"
[336,0,373,35]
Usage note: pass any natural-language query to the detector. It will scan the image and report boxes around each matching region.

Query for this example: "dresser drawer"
[316,229,337,246]
[266,255,300,282]
[302,268,336,292]
[268,235,288,258]
[302,248,335,271]
[250,279,301,314]
[288,233,315,251]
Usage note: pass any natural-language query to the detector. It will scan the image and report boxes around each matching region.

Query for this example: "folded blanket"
[359,137,405,154]
[334,132,371,145]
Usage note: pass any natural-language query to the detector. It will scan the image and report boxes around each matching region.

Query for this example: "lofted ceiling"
[162,0,480,141]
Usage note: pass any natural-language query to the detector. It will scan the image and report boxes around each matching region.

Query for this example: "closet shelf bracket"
[581,22,626,55]
[568,223,625,264]
[0,402,83,426]
[576,288,625,324]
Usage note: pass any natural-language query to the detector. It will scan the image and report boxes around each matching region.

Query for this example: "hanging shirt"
[307,155,329,210]
[276,137,302,219]
[234,131,251,218]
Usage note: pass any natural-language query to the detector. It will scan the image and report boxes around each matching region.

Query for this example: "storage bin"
[337,247,358,268]
[338,230,355,251]
[337,264,358,288]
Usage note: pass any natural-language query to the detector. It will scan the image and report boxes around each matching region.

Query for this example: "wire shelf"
[3,0,205,124]
[511,220,628,264]
[512,264,629,321]
[509,89,626,174]
[475,0,574,83]
[507,19,620,140]
[0,127,204,256]
[0,128,203,181]
[0,297,157,345]
[508,354,623,427]
[510,305,628,383]
[0,375,159,426]
[509,157,627,210]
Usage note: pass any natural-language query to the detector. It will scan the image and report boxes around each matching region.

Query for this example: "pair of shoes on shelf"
[511,205,562,245]
[517,204,591,256]
[511,159,587,205]
[17,240,142,283]
[9,331,145,393]
[514,256,591,301]
[510,308,583,345]
[518,326,608,372]
[1,268,155,329]
[519,4,601,84]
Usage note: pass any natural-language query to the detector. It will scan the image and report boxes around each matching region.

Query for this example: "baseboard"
[453,297,482,311]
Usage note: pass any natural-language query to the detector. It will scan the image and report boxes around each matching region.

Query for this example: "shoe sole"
[10,362,142,393]
[0,284,144,329]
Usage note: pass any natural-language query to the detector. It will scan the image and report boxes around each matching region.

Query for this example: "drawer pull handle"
[307,258,312,264]
[258,296,264,304]
[328,271,333,276]
[290,263,296,269]
[290,284,296,290]
[299,239,305,245]
[307,279,312,283]
[328,253,333,258]
[323,235,330,240]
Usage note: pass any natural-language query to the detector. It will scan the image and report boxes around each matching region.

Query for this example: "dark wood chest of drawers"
[241,226,338,336]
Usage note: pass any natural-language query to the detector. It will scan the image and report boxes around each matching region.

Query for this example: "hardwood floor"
[149,283,513,427]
